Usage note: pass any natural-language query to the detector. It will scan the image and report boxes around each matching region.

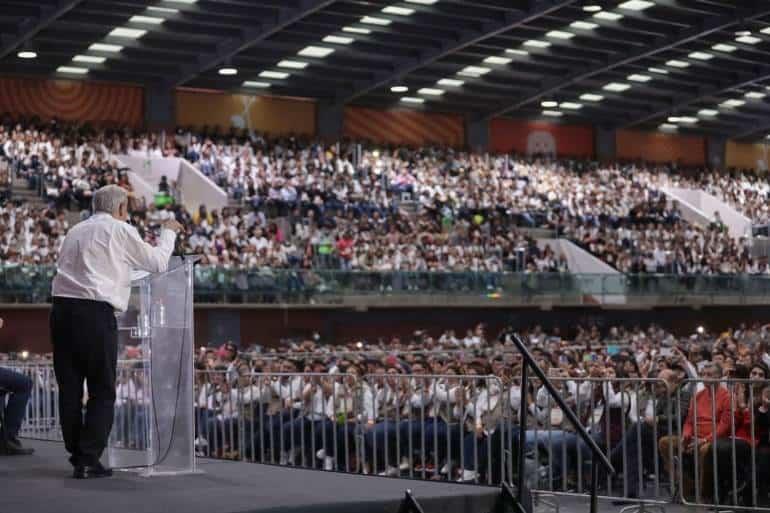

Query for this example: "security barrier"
[7,362,770,511]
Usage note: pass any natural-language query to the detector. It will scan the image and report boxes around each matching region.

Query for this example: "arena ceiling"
[4,0,770,141]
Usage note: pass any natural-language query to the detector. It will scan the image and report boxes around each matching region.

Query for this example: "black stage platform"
[0,441,501,513]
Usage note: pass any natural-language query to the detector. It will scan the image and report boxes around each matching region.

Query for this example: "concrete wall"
[118,155,227,214]
[537,239,619,274]
[662,186,752,239]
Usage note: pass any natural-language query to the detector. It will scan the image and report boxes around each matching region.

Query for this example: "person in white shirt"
[50,185,181,479]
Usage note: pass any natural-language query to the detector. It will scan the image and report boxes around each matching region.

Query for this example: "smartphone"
[660,347,673,357]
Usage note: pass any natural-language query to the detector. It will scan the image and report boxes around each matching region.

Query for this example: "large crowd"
[3,120,770,277]
[7,321,770,504]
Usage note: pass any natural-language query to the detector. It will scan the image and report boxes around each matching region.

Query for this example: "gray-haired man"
[51,185,181,478]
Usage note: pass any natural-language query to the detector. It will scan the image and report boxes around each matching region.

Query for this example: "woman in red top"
[714,363,770,506]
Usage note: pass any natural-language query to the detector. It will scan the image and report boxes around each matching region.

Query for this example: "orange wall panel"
[489,118,594,158]
[176,90,316,135]
[343,106,464,147]
[616,129,706,165]
[0,77,143,127]
[725,140,769,170]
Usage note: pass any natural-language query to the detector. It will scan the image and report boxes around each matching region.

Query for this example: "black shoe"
[1,437,34,456]
[73,462,113,479]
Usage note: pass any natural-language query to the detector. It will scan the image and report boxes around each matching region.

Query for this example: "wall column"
[317,101,344,140]
[466,118,489,152]
[707,136,727,169]
[144,82,176,131]
[595,127,617,162]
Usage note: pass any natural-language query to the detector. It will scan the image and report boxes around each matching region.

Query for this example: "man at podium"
[50,185,181,479]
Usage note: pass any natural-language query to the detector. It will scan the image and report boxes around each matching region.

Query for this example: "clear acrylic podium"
[108,256,198,476]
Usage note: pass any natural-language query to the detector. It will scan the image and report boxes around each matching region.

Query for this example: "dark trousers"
[0,367,33,438]
[51,297,118,467]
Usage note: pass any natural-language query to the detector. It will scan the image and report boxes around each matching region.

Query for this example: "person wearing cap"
[50,185,181,479]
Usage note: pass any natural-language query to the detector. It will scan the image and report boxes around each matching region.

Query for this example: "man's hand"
[0,317,4,329]
[161,219,183,233]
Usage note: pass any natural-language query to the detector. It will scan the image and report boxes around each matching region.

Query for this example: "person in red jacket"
[659,362,731,501]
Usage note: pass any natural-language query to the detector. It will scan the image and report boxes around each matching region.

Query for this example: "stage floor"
[0,440,500,513]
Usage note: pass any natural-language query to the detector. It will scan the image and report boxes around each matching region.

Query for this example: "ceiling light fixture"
[580,93,604,102]
[483,56,513,65]
[243,81,270,88]
[17,51,37,59]
[390,85,408,93]
[218,67,237,75]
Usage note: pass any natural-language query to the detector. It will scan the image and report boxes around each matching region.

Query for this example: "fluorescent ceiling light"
[73,55,106,64]
[720,99,746,108]
[418,88,444,96]
[437,78,464,87]
[619,0,655,10]
[697,109,718,117]
[560,102,583,110]
[736,30,752,37]
[361,16,391,25]
[129,15,164,24]
[542,110,563,117]
[259,70,289,79]
[580,93,604,102]
[89,43,123,52]
[458,65,491,77]
[678,116,698,124]
[594,11,624,21]
[277,60,308,69]
[570,21,599,30]
[505,48,529,56]
[648,67,668,74]
[243,81,270,88]
[659,123,678,131]
[406,0,438,3]
[688,51,713,60]
[109,27,146,38]
[401,97,425,104]
[582,4,602,12]
[483,56,512,65]
[745,91,766,99]
[712,43,736,53]
[147,6,179,13]
[218,67,237,76]
[546,30,575,39]
[736,35,761,44]
[523,40,551,48]
[627,73,651,82]
[667,116,681,123]
[343,26,371,34]
[666,59,690,68]
[603,82,631,92]
[541,100,558,108]
[382,6,414,15]
[390,86,408,93]
[57,66,89,74]
[323,35,354,45]
[17,51,36,59]
[761,27,770,35]
[298,46,334,58]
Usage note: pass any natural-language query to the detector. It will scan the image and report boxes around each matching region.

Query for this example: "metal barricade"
[5,363,60,441]
[674,378,770,512]
[193,371,360,474]
[362,373,505,486]
[513,377,673,511]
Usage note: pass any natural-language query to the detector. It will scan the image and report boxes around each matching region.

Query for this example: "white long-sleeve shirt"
[52,212,176,311]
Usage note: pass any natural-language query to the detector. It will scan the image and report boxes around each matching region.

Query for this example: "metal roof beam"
[0,0,83,60]
[171,0,335,87]
[335,0,576,105]
[478,2,770,121]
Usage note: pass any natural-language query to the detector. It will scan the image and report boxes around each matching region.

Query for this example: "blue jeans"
[0,367,32,438]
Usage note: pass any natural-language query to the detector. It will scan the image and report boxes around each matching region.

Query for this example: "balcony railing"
[3,265,770,305]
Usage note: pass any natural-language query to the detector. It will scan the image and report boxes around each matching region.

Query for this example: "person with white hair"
[50,184,182,479]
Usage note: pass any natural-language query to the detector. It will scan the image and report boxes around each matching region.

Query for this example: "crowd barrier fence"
[5,363,770,512]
